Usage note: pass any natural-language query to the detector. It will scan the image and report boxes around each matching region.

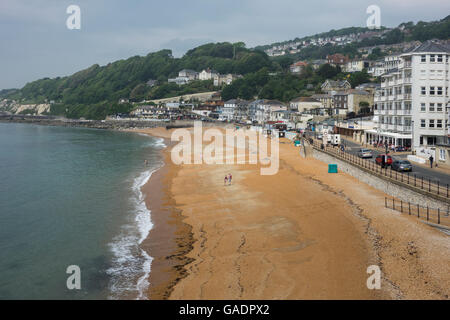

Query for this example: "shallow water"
[0,123,164,299]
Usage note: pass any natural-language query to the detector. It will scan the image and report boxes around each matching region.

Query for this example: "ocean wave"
[135,133,166,150]
[151,137,166,149]
[107,167,159,300]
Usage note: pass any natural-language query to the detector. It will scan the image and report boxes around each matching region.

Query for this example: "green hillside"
[2,43,272,119]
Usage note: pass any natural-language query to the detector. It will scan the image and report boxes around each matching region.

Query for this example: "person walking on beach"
[224,175,228,186]
[144,159,148,166]
[429,155,434,169]
[228,173,232,185]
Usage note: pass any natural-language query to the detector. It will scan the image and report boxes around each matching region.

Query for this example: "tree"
[129,83,148,101]
[348,70,371,88]
[317,64,339,79]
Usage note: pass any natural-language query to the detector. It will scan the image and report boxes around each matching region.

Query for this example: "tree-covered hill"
[255,15,450,60]
[2,42,273,119]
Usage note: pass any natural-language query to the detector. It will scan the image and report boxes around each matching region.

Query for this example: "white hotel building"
[370,41,450,157]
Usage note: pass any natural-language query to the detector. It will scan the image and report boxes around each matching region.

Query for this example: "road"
[341,138,450,186]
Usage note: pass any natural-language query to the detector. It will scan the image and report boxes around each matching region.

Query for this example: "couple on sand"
[224,173,233,186]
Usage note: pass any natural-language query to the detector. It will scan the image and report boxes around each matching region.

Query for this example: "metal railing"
[385,197,449,227]
[312,139,450,201]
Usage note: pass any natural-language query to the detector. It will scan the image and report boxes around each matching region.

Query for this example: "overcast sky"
[1,0,449,89]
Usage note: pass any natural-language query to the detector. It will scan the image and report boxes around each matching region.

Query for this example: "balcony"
[374,95,386,102]
[374,109,384,115]
[396,125,412,133]
[388,124,396,131]
[403,94,412,100]
[396,109,412,116]
[400,61,412,69]
[388,109,396,115]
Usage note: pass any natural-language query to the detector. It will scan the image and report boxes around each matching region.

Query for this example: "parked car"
[375,154,393,167]
[392,160,413,172]
[396,146,411,152]
[357,148,373,158]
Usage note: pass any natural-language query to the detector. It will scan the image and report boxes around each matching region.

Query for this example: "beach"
[137,127,449,300]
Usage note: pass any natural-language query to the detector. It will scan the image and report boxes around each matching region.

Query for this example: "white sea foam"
[152,137,166,149]
[107,138,166,299]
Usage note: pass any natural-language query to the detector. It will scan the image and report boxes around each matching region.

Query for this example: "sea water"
[0,122,164,299]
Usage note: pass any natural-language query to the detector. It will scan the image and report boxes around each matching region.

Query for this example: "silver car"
[357,148,373,158]
[392,160,413,172]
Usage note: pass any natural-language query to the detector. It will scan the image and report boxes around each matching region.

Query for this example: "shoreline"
[136,128,196,299]
[135,127,448,300]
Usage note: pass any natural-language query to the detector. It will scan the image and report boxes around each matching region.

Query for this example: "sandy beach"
[136,127,449,300]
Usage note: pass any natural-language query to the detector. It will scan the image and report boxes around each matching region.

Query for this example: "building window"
[421,87,426,95]
[430,70,435,79]
[421,103,426,112]
[437,87,443,96]
[429,103,435,112]
[429,119,435,128]
[439,149,446,161]
[430,87,435,95]
[437,120,443,128]
[421,55,426,62]
[420,70,426,78]
[427,137,436,145]
[437,103,443,112]
[430,55,435,62]
[421,119,426,128]
[437,55,443,63]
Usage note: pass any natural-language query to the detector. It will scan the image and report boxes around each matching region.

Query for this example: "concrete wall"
[311,148,450,211]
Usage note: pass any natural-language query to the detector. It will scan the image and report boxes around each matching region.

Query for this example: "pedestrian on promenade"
[224,175,228,186]
[228,173,232,185]
[429,155,434,169]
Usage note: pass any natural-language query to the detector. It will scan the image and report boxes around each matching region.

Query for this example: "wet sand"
[136,127,449,300]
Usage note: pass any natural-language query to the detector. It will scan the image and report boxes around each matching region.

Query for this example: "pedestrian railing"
[385,197,450,227]
[311,139,450,201]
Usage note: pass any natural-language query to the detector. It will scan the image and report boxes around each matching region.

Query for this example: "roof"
[333,91,348,96]
[347,89,369,95]
[311,94,332,99]
[224,99,248,105]
[291,61,308,67]
[265,100,285,105]
[291,97,321,103]
[179,69,197,73]
[321,79,351,88]
[404,40,450,54]
[356,83,380,89]
[202,68,218,74]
